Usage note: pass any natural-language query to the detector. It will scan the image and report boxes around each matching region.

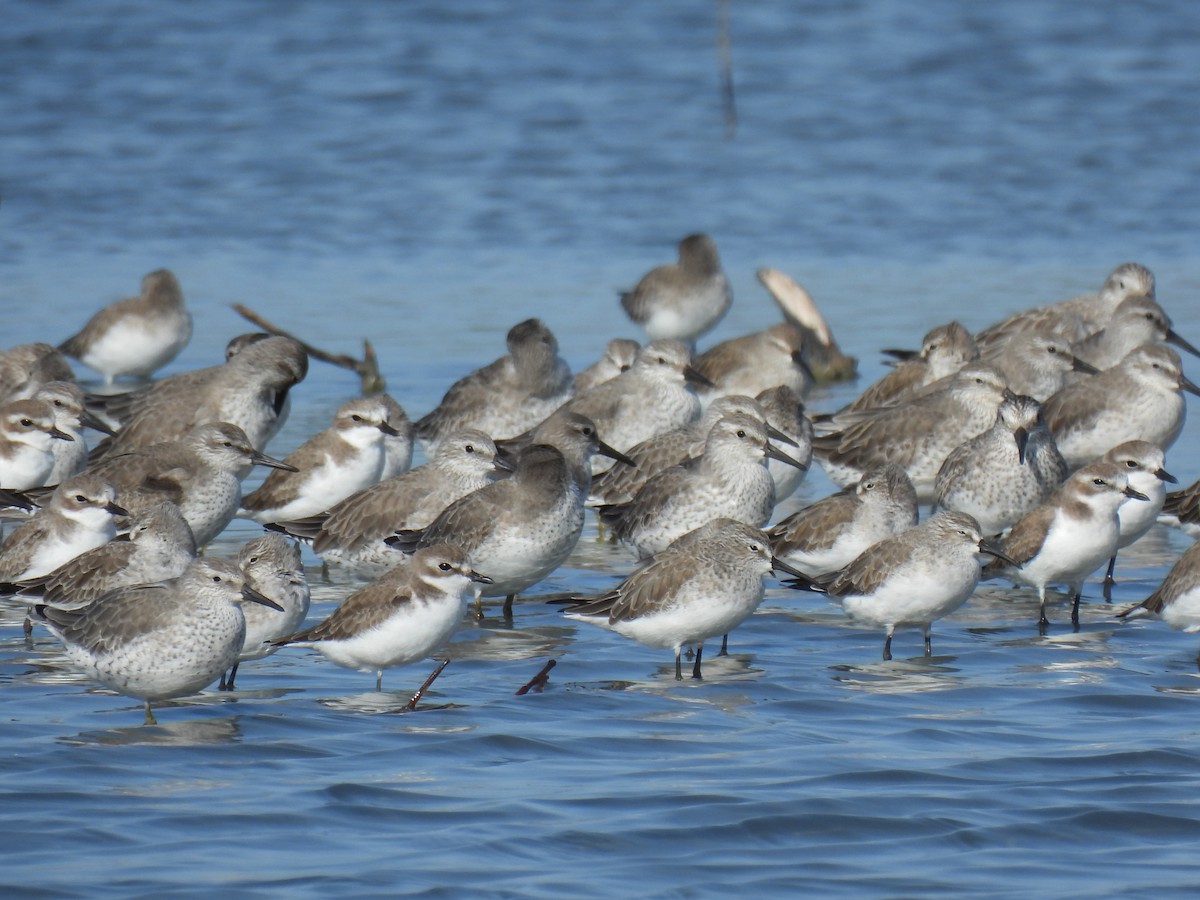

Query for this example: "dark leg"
[923,626,932,657]
[144,701,157,726]
[473,590,484,620]
[1102,555,1117,602]
[219,662,240,691]
[502,594,515,618]
[375,669,384,692]
[882,626,894,661]
[1071,587,1081,629]
[674,649,683,681]
[691,645,704,680]
[22,615,32,639]
[718,634,729,657]
[405,659,450,711]
[1038,589,1050,631]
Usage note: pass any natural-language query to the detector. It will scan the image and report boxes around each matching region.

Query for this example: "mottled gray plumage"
[619,233,731,344]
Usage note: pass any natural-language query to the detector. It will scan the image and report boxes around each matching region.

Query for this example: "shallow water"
[4,1,1200,896]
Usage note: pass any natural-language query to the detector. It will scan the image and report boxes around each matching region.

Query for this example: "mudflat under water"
[3,2,1200,896]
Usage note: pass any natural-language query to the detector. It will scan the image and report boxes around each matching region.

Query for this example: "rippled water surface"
[4,2,1200,896]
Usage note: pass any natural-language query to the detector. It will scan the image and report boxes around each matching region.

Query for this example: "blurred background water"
[3,1,1200,896]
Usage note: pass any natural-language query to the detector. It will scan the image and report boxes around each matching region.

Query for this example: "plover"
[32,381,115,484]
[273,544,488,693]
[270,430,511,576]
[0,343,75,404]
[1099,441,1175,599]
[239,395,400,524]
[0,398,74,489]
[0,473,127,581]
[985,461,1149,627]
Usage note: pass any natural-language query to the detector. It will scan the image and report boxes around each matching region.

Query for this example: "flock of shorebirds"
[3,238,1200,725]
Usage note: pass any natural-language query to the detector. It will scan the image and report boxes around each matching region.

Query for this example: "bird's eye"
[1093,478,1106,486]
[927,343,939,351]
[20,419,33,427]
[1125,460,1137,468]
[864,481,875,490]
[1046,346,1057,354]
[75,495,87,503]
[737,430,747,438]
[223,441,234,448]
[749,543,760,552]
[1145,313,1155,321]
[1151,363,1161,370]
[974,378,984,385]
[438,562,452,571]
[351,415,364,422]
[211,575,223,583]
[248,556,260,564]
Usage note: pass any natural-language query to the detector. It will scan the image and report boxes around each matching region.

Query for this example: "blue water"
[3,1,1200,895]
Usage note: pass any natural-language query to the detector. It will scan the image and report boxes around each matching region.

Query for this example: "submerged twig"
[515,659,556,696]
[232,303,386,394]
[717,0,737,138]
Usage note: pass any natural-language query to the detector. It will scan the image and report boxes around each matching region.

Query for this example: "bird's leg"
[144,702,157,726]
[718,634,729,657]
[473,587,484,620]
[405,659,450,711]
[691,644,704,680]
[1071,586,1082,629]
[503,594,515,618]
[375,669,384,692]
[1102,555,1117,602]
[1038,588,1050,632]
[882,625,894,661]
[923,626,932,657]
[22,615,32,640]
[219,662,240,692]
[674,649,683,681]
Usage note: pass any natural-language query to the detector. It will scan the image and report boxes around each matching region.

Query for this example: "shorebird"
[1071,294,1200,372]
[91,335,308,456]
[756,385,812,502]
[32,381,115,484]
[1042,343,1198,469]
[561,339,709,469]
[563,519,800,679]
[0,343,75,404]
[376,393,415,479]
[974,262,1157,355]
[692,323,810,404]
[5,501,196,609]
[415,318,574,448]
[985,462,1149,627]
[619,233,731,345]
[574,338,640,394]
[1159,477,1200,538]
[33,557,282,725]
[58,269,192,385]
[811,363,1011,502]
[273,544,488,695]
[1099,441,1175,600]
[1118,540,1200,659]
[239,395,400,524]
[784,511,1013,660]
[600,411,806,559]
[992,331,1098,402]
[88,422,296,546]
[268,430,511,576]
[392,413,630,615]
[934,393,1067,535]
[769,465,919,576]
[831,321,978,419]
[0,473,128,581]
[0,398,74,489]
[220,534,310,691]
